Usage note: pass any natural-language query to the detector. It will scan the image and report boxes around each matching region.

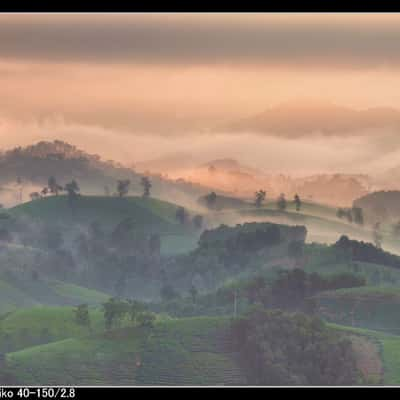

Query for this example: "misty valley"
[0,140,399,385]
[3,12,400,388]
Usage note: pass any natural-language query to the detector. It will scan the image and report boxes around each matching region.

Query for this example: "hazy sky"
[2,13,400,175]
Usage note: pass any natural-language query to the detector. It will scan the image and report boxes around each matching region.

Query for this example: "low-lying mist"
[2,115,400,179]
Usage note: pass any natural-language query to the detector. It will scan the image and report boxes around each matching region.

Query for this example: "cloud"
[1,13,400,68]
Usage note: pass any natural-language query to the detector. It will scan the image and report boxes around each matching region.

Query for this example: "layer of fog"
[2,116,400,180]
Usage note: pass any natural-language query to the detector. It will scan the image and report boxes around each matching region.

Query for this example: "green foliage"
[335,235,400,269]
[102,298,154,331]
[136,312,156,328]
[116,179,130,198]
[74,304,91,330]
[294,194,301,212]
[102,298,129,330]
[231,309,360,385]
[141,177,152,198]
[204,192,217,210]
[254,190,266,208]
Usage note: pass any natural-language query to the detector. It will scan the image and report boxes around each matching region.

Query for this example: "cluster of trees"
[30,177,80,208]
[336,207,364,225]
[226,226,281,253]
[151,267,365,319]
[221,268,365,314]
[276,193,301,212]
[267,269,365,311]
[30,175,154,204]
[101,298,156,330]
[253,191,301,211]
[334,235,400,269]
[231,309,360,385]
[74,300,156,332]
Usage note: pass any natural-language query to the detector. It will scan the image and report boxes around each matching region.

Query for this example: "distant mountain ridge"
[224,99,400,136]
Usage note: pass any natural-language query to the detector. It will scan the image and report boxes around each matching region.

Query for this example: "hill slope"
[5,317,247,386]
[9,195,188,234]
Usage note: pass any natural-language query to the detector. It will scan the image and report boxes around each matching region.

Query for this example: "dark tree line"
[334,235,400,269]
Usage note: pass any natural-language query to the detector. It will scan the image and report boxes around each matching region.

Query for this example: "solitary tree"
[192,215,204,230]
[294,194,301,212]
[175,206,187,225]
[102,298,128,330]
[336,208,346,219]
[277,193,287,211]
[254,190,266,208]
[117,179,130,198]
[205,192,217,210]
[141,177,152,198]
[64,180,80,211]
[352,207,364,226]
[74,304,91,331]
[48,176,63,196]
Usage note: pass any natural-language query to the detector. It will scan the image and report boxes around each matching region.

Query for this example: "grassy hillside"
[0,278,109,315]
[304,244,400,286]
[5,317,246,386]
[214,200,400,255]
[0,306,104,353]
[316,286,400,334]
[8,195,200,255]
[0,280,39,314]
[9,196,181,232]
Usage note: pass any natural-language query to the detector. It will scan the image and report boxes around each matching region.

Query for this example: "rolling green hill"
[0,306,104,353]
[7,195,200,255]
[9,196,182,232]
[315,286,400,334]
[303,244,400,286]
[5,317,246,386]
[0,278,109,315]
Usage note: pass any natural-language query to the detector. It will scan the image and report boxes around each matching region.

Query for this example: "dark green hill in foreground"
[5,317,247,386]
